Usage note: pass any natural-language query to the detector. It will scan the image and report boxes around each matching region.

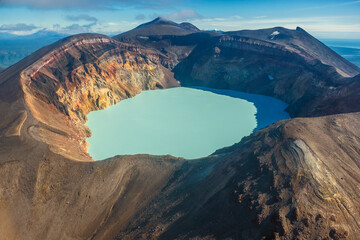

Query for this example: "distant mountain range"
[0,30,69,68]
[1,25,359,70]
[0,30,68,40]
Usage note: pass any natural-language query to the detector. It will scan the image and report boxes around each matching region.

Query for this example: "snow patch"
[138,36,149,40]
[269,31,280,39]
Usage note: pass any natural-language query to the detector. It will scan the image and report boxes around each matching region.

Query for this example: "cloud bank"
[135,14,146,20]
[162,9,202,21]
[0,0,177,9]
[0,23,38,31]
[52,23,97,34]
[66,14,98,22]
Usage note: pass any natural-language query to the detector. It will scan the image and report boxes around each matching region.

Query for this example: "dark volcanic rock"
[114,18,218,69]
[226,27,360,78]
[116,21,360,117]
[114,114,360,240]
[114,17,200,40]
[173,34,360,117]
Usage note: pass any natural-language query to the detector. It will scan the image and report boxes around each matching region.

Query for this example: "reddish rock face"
[0,34,179,161]
[0,19,360,240]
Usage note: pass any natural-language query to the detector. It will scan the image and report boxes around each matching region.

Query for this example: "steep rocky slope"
[114,18,219,69]
[0,33,178,161]
[115,113,360,240]
[116,19,360,117]
[1,110,359,239]
[116,17,199,39]
[0,18,359,240]
[227,27,360,78]
[173,34,360,117]
[0,151,183,240]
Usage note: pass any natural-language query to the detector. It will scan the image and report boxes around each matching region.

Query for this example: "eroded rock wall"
[16,34,178,160]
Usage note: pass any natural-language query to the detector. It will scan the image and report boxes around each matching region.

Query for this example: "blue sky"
[0,0,359,38]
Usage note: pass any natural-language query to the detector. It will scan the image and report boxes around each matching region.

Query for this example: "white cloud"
[104,21,142,33]
[0,23,38,31]
[0,0,177,9]
[162,9,202,22]
[191,15,360,38]
[108,22,121,26]
[66,14,98,22]
[253,16,267,19]
[135,14,146,20]
[49,22,99,34]
[289,0,360,12]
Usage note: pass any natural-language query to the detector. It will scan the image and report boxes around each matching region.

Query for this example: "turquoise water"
[86,87,289,160]
[193,87,290,131]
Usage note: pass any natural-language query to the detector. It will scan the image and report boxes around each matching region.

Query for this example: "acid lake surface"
[86,87,289,160]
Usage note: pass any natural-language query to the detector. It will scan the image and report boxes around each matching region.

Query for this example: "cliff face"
[173,35,360,117]
[227,27,360,78]
[3,34,178,160]
[1,111,360,240]
[114,20,220,70]
[23,34,178,119]
[116,20,360,118]
[114,113,360,240]
[0,19,360,240]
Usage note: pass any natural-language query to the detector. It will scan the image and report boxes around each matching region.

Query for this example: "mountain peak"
[151,17,200,31]
[115,17,200,39]
[179,22,200,32]
[137,17,177,29]
[152,17,173,24]
[296,26,306,32]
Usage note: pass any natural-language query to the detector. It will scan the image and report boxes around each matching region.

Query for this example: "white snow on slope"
[270,31,280,39]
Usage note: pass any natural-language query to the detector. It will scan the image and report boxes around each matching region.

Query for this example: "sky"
[0,0,359,39]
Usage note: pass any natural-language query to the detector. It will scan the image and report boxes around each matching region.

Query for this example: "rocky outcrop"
[116,19,360,118]
[114,113,360,240]
[2,111,359,239]
[23,34,178,121]
[0,33,179,160]
[173,34,360,117]
[0,152,183,240]
[227,27,360,78]
[114,19,219,70]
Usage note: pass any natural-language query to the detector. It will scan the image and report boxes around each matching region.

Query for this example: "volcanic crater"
[0,18,360,240]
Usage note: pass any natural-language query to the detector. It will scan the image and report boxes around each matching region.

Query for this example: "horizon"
[1,16,360,41]
[0,0,360,39]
